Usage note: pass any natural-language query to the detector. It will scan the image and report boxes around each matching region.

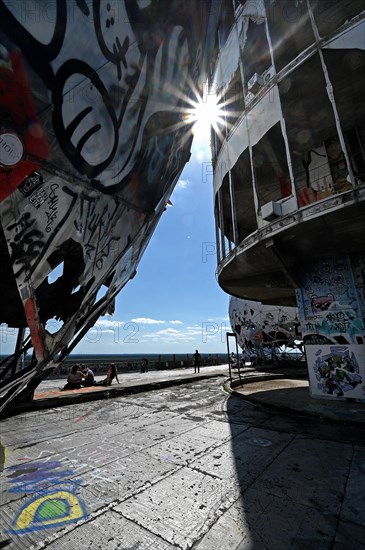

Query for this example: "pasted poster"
[306,345,364,400]
[296,256,364,346]
[296,256,365,401]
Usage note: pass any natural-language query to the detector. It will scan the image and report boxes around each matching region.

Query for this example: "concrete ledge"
[4,371,228,418]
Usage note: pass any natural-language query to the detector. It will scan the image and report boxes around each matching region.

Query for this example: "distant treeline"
[0,353,228,377]
[54,353,227,375]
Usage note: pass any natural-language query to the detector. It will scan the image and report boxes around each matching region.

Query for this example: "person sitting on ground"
[97,363,119,386]
[62,364,84,390]
[80,366,95,387]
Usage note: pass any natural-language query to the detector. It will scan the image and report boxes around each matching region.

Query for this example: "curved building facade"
[212,0,365,401]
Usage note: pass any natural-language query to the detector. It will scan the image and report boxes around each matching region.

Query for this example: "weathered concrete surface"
[0,378,364,549]
[230,378,365,424]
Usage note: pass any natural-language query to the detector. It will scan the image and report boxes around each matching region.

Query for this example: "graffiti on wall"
[0,0,194,202]
[0,0,211,411]
[306,345,364,399]
[296,256,364,345]
[296,255,365,401]
[229,296,301,350]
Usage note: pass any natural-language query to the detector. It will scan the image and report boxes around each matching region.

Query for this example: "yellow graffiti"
[14,491,86,532]
[0,441,6,473]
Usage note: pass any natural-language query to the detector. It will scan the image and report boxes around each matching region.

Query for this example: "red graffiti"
[0,50,51,201]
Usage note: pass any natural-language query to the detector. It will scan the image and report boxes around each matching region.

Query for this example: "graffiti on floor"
[5,460,88,535]
[0,441,5,473]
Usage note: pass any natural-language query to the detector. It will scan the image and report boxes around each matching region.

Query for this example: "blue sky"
[83,125,230,355]
[0,115,230,357]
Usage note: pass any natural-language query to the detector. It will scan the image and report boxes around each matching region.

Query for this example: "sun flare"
[187,91,225,139]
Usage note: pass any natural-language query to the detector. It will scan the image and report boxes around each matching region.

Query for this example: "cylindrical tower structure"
[212,0,365,401]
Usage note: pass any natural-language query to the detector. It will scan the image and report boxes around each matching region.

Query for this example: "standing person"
[61,364,83,390]
[193,350,201,373]
[141,357,149,373]
[80,366,95,387]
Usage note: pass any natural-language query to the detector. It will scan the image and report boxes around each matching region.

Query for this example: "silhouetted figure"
[141,357,149,373]
[193,350,201,373]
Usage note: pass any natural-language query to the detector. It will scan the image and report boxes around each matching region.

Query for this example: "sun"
[187,91,225,140]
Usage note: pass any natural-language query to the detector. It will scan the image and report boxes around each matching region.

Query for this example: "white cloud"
[131,317,165,325]
[156,328,180,335]
[176,179,190,189]
[169,320,183,325]
[94,319,125,328]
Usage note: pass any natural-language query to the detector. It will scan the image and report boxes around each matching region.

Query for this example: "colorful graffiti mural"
[296,255,365,401]
[306,345,364,399]
[229,296,302,361]
[0,1,216,413]
[296,256,364,346]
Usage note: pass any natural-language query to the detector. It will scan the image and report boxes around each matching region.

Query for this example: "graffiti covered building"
[211,1,365,401]
[229,295,301,362]
[0,1,219,413]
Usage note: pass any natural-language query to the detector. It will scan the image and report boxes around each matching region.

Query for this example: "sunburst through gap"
[185,87,225,140]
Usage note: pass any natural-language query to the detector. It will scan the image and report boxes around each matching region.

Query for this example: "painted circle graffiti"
[0,130,24,166]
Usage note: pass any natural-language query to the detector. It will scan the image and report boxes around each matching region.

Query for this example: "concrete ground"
[27,364,365,426]
[1,366,364,549]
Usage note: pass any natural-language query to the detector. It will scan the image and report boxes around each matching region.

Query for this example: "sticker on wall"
[306,344,364,400]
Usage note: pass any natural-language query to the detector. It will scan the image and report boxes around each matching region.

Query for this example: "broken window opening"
[35,239,85,324]
[278,54,339,206]
[217,1,235,49]
[252,122,291,209]
[323,48,365,186]
[223,70,245,130]
[231,148,257,242]
[241,16,271,93]
[47,262,64,285]
[311,0,364,38]
[267,0,315,73]
[45,319,64,334]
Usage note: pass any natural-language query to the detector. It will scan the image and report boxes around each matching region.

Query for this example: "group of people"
[62,363,119,391]
[230,347,258,369]
[62,352,203,391]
